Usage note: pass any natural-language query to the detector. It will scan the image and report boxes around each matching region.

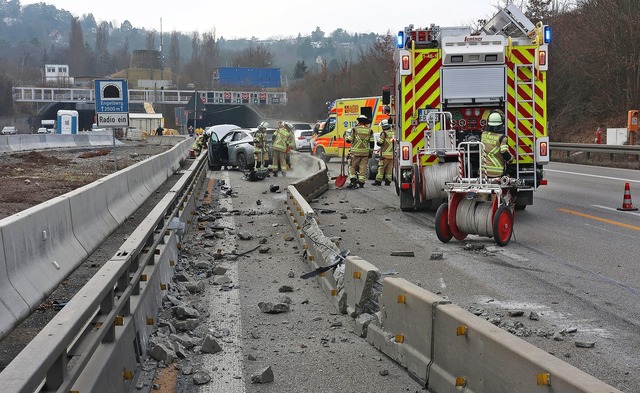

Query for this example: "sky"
[20,0,506,40]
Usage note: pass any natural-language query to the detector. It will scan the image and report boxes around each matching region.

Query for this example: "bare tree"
[169,31,180,85]
[95,21,110,76]
[68,17,85,76]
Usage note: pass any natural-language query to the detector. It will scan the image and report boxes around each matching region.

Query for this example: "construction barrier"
[0,138,191,341]
[0,133,124,155]
[284,154,623,393]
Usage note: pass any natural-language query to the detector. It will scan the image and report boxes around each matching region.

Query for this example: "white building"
[45,64,74,85]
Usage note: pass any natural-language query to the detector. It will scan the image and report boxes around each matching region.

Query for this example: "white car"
[292,123,313,151]
[37,127,49,134]
[1,126,17,135]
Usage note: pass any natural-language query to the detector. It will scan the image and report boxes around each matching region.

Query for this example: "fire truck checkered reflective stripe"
[401,49,441,165]
[506,46,547,164]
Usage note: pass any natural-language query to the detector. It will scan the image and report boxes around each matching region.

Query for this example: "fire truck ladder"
[514,63,536,188]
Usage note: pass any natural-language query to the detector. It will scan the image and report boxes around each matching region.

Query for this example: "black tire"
[435,203,452,243]
[367,159,377,180]
[515,204,527,211]
[492,205,513,246]
[237,153,248,170]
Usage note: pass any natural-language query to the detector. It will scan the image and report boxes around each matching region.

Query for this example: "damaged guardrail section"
[284,154,622,393]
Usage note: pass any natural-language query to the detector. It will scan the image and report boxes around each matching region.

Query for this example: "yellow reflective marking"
[558,208,640,231]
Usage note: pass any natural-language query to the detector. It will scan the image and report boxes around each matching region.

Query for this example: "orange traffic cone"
[617,182,638,211]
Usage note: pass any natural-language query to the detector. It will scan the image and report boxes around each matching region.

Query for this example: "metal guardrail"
[551,142,640,160]
[0,153,207,393]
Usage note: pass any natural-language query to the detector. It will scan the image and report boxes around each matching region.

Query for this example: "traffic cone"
[617,182,638,211]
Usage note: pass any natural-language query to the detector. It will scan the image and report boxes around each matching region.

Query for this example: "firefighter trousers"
[349,155,368,183]
[375,157,393,182]
[270,150,289,172]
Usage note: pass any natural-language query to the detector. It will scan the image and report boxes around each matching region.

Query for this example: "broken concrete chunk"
[258,302,290,314]
[575,341,595,348]
[529,311,539,321]
[508,310,524,317]
[212,275,232,285]
[238,232,253,240]
[193,371,212,385]
[390,251,415,257]
[429,253,444,260]
[212,265,228,275]
[201,334,223,354]
[278,285,294,293]
[251,366,274,384]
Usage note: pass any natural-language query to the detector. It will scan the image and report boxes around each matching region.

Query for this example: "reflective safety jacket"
[254,130,267,152]
[481,131,510,177]
[377,131,393,159]
[273,127,294,153]
[346,125,372,156]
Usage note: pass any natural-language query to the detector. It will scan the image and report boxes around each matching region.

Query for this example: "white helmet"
[379,119,391,130]
[488,112,503,126]
[284,122,294,131]
[257,121,269,130]
[357,114,370,124]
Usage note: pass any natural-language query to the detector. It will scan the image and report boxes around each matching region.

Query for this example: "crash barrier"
[0,153,208,392]
[0,138,192,341]
[289,151,330,202]
[0,133,125,154]
[284,165,622,393]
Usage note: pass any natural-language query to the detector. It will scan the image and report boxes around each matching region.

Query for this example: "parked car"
[37,127,49,134]
[294,128,313,151]
[1,126,17,135]
[207,127,275,171]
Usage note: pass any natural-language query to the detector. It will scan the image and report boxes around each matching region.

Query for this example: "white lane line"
[545,169,640,184]
[199,171,245,393]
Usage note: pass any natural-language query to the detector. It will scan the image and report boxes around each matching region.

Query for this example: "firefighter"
[373,119,393,186]
[346,115,373,188]
[253,121,269,169]
[270,121,294,177]
[192,132,208,156]
[481,111,512,177]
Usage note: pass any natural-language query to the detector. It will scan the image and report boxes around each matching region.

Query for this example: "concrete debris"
[575,341,595,348]
[185,281,205,294]
[24,179,31,185]
[251,366,274,384]
[355,313,376,338]
[171,305,200,320]
[201,335,223,354]
[430,253,444,260]
[269,184,280,193]
[256,199,262,205]
[192,371,212,385]
[508,310,524,317]
[553,332,564,341]
[330,321,343,328]
[212,275,231,285]
[565,326,578,334]
[352,208,368,214]
[148,343,175,363]
[248,354,257,361]
[258,302,291,314]
[379,369,390,376]
[390,251,415,257]
[258,246,271,254]
[238,232,253,240]
[529,311,539,321]
[463,243,485,251]
[288,270,295,278]
[212,265,228,275]
[279,285,294,293]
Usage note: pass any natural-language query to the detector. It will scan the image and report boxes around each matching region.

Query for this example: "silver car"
[1,126,17,135]
[207,127,275,171]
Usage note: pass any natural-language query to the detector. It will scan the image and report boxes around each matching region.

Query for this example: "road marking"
[558,208,640,231]
[545,169,640,184]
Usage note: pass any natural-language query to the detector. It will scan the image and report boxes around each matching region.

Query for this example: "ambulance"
[311,96,388,162]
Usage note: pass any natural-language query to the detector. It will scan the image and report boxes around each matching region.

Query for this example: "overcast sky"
[21,1,506,40]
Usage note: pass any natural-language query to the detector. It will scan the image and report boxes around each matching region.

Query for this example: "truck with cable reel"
[385,4,551,245]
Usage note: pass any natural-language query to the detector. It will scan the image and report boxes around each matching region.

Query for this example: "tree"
[0,72,15,116]
[311,27,325,41]
[146,31,156,51]
[120,20,132,31]
[95,21,110,76]
[68,17,85,76]
[526,0,552,22]
[168,31,180,83]
[293,60,307,79]
[232,44,273,68]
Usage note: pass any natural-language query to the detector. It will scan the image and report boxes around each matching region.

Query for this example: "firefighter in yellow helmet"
[372,119,393,186]
[253,121,269,170]
[346,115,373,188]
[481,111,513,177]
[270,121,294,177]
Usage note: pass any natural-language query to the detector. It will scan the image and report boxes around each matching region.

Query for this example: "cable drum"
[455,199,494,237]
[423,163,459,201]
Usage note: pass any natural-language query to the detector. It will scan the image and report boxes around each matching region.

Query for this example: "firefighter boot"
[273,171,278,177]
[372,180,382,186]
[384,180,391,186]
[281,171,286,178]
[358,182,365,188]
[346,178,358,189]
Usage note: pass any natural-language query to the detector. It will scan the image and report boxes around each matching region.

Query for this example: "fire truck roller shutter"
[422,163,459,201]
[441,66,506,106]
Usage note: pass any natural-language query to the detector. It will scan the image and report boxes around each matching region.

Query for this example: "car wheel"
[316,146,330,163]
[367,159,377,180]
[237,153,248,170]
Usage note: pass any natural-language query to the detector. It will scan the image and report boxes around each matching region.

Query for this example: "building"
[45,64,74,86]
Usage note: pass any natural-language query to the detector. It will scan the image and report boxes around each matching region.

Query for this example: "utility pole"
[194,90,198,132]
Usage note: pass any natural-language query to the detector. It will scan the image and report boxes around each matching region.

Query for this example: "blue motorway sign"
[95,79,129,113]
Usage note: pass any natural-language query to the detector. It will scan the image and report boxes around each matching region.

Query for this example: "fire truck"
[386,4,551,245]
[312,96,387,162]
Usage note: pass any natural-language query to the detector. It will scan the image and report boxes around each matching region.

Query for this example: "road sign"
[95,79,129,127]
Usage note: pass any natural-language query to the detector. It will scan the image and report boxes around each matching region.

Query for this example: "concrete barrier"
[0,135,10,154]
[101,173,138,225]
[75,134,91,147]
[67,181,119,255]
[283,155,622,393]
[126,161,153,207]
[0,196,88,316]
[45,134,77,149]
[0,229,31,339]
[8,134,41,151]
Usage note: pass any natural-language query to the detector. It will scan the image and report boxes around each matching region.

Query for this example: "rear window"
[293,123,312,130]
[301,131,313,137]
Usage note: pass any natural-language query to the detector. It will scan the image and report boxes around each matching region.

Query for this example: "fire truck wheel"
[435,203,452,243]
[448,193,468,241]
[492,205,513,246]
